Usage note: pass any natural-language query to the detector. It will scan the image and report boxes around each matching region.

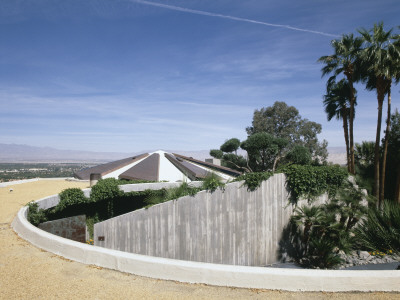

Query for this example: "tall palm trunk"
[380,85,391,203]
[342,109,351,172]
[345,71,356,174]
[374,77,386,203]
[395,164,400,204]
[348,84,356,174]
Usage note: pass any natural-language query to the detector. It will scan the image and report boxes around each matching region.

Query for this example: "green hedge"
[235,171,273,191]
[57,188,88,211]
[283,165,348,201]
[27,202,47,226]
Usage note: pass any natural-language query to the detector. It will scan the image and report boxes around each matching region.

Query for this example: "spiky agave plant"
[201,172,225,192]
[353,200,400,254]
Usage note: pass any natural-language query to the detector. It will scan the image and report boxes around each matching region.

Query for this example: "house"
[74,150,241,182]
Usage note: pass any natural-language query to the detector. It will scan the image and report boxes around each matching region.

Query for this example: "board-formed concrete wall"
[94,173,327,266]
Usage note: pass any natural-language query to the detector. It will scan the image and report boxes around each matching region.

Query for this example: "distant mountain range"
[0,143,213,163]
[0,143,347,165]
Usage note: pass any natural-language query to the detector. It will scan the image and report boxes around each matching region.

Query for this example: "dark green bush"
[202,173,225,192]
[285,145,312,165]
[301,237,343,269]
[235,171,273,191]
[86,214,99,239]
[283,164,347,201]
[56,188,88,211]
[353,200,400,254]
[90,178,123,218]
[90,178,123,202]
[287,180,367,269]
[144,183,201,207]
[143,188,168,207]
[209,149,223,159]
[27,202,47,226]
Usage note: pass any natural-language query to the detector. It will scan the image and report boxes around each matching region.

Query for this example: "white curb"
[11,190,400,292]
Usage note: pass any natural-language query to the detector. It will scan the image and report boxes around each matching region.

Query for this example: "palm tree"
[323,78,356,172]
[358,22,400,204]
[292,205,324,253]
[380,59,400,202]
[318,34,363,174]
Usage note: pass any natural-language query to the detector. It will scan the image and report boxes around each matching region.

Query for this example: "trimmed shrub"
[57,188,88,211]
[90,178,123,218]
[90,178,122,203]
[27,202,47,226]
[283,164,348,201]
[236,171,273,191]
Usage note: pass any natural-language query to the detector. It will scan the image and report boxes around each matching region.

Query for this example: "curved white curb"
[11,194,400,292]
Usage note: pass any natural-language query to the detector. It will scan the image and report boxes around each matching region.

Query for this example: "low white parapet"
[0,177,88,188]
[119,181,203,193]
[11,182,400,292]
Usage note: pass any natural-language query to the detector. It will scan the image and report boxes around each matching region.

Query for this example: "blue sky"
[1,0,399,153]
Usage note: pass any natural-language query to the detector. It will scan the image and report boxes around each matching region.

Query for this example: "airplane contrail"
[131,0,340,38]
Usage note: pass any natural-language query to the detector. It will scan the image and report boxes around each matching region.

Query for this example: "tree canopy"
[241,132,289,172]
[323,78,356,172]
[210,101,320,173]
[220,138,241,154]
[246,101,328,163]
[318,33,363,174]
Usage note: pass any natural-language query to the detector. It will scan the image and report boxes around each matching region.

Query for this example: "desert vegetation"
[0,163,93,182]
[206,22,400,268]
[26,22,400,270]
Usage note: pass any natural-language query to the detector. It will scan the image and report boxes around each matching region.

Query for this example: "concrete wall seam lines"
[11,205,400,291]
[93,174,314,266]
[11,178,400,291]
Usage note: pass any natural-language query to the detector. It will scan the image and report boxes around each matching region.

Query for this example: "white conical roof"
[75,150,241,182]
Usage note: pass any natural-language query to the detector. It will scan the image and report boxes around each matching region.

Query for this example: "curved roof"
[74,150,241,182]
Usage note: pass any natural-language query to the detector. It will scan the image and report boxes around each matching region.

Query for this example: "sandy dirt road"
[0,180,398,299]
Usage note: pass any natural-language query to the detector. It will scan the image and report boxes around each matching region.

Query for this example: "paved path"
[0,180,398,299]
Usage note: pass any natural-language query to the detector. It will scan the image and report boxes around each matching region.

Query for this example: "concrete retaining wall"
[94,174,328,266]
[38,215,87,243]
[12,196,400,292]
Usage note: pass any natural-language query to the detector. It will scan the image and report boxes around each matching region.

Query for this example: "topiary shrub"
[56,188,88,212]
[27,201,47,226]
[90,178,123,218]
[90,178,122,202]
[235,171,273,191]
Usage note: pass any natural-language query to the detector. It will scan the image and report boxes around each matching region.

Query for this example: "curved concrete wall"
[95,175,296,266]
[11,182,400,292]
[95,174,330,266]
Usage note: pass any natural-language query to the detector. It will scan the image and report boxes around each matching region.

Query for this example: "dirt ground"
[0,179,399,300]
